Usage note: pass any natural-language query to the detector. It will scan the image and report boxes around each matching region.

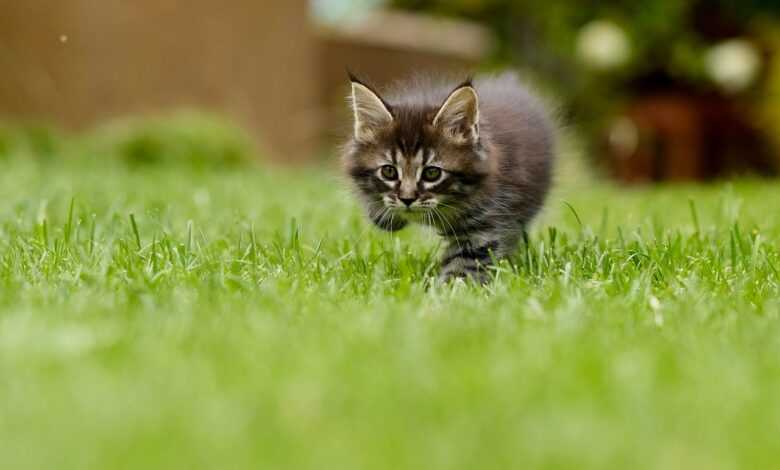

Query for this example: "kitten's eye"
[421,166,442,182]
[380,165,398,180]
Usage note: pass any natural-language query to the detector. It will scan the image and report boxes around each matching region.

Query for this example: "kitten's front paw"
[371,215,408,232]
[438,246,495,285]
[437,267,491,285]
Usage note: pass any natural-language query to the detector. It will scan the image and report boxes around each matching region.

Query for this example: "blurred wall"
[0,0,318,161]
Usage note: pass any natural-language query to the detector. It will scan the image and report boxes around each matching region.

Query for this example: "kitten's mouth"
[382,197,438,213]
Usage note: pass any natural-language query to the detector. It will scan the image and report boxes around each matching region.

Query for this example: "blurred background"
[2,0,780,183]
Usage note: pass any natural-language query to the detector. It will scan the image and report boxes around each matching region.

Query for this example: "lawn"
[1,123,780,469]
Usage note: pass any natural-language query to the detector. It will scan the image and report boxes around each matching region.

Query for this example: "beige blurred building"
[0,1,491,161]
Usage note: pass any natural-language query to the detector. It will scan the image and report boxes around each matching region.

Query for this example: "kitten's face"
[344,78,489,223]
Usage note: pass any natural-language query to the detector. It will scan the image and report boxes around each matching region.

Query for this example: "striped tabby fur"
[343,72,555,283]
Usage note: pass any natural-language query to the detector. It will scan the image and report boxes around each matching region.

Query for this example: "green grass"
[1,133,780,469]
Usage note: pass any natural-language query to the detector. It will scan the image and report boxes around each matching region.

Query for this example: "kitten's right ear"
[349,75,393,143]
[433,80,480,144]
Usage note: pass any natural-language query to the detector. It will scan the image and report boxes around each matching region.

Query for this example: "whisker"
[433,207,462,252]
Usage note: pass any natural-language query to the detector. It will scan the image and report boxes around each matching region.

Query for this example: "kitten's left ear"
[433,81,480,144]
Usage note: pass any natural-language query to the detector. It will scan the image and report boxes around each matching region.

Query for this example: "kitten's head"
[343,75,491,222]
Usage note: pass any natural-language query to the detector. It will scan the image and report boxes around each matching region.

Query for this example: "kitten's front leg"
[438,238,502,284]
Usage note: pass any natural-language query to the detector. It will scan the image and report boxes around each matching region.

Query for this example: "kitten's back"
[476,73,555,220]
[477,74,555,175]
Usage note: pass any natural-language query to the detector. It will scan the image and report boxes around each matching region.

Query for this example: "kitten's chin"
[395,208,432,224]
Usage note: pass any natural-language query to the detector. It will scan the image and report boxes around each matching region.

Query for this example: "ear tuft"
[433,84,480,144]
[350,80,393,143]
[455,77,474,89]
[346,68,361,85]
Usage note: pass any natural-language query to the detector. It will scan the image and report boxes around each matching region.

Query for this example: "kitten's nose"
[399,197,416,207]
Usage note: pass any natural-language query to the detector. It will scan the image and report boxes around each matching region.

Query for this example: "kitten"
[343,72,555,283]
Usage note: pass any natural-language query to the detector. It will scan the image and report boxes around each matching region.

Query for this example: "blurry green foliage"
[0,125,64,162]
[391,0,780,144]
[0,113,257,169]
[86,113,255,168]
[391,0,779,70]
